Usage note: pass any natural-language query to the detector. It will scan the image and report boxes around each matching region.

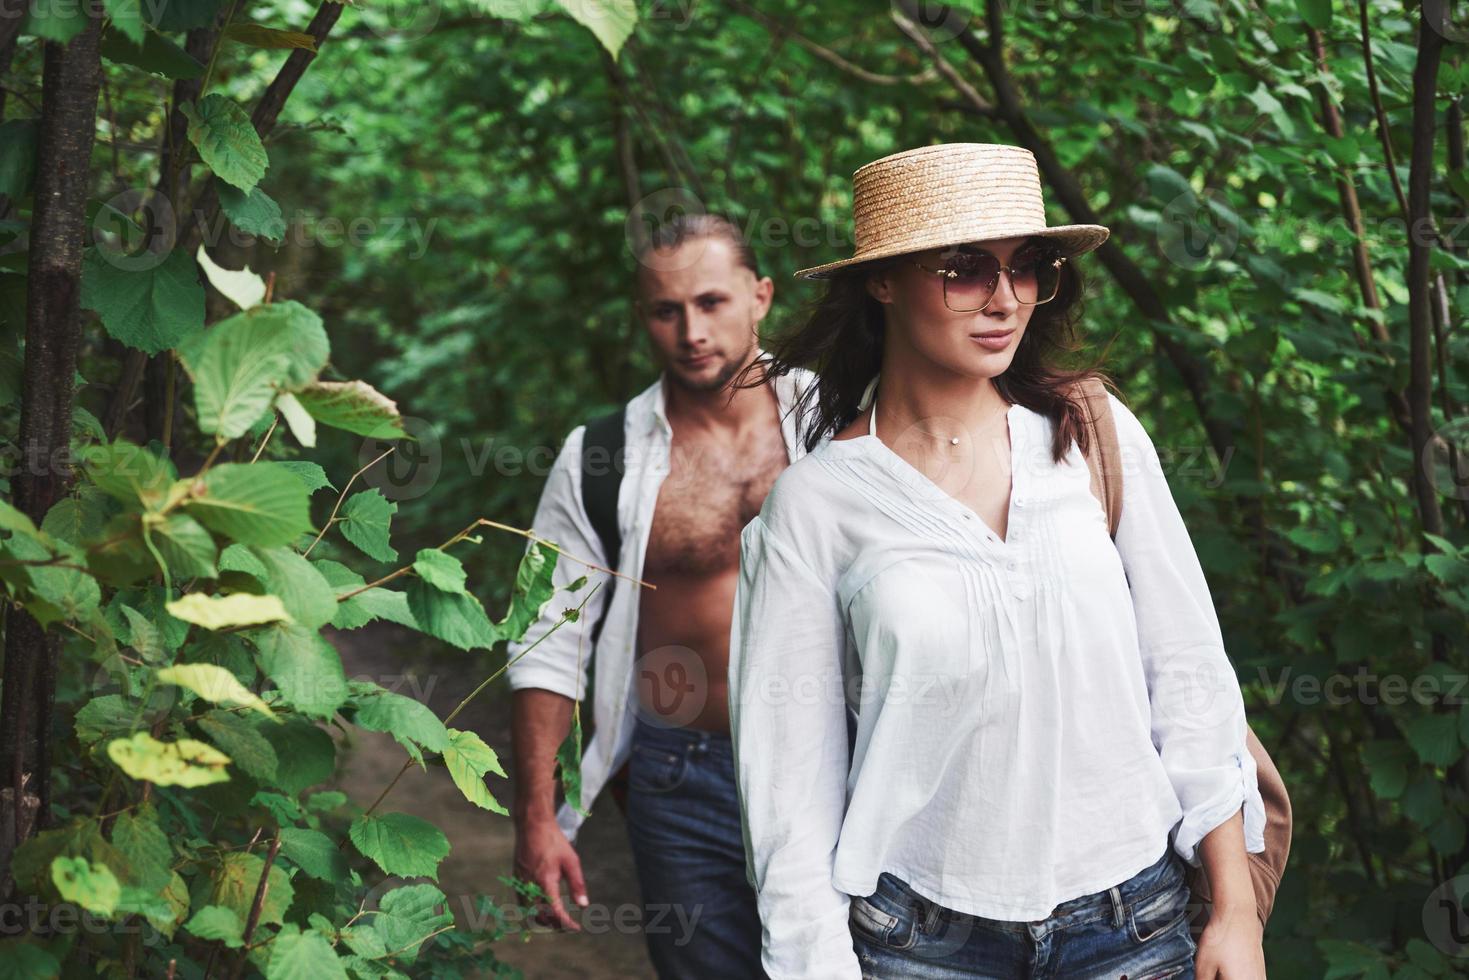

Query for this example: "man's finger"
[563,853,590,909]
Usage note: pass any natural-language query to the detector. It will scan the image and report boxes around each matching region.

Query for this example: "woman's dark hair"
[734,237,1117,464]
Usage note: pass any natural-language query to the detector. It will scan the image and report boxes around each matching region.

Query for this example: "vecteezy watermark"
[1423,876,1469,957]
[359,415,442,502]
[0,896,167,946]
[93,189,178,273]
[890,0,973,42]
[1158,187,1242,272]
[1255,666,1469,707]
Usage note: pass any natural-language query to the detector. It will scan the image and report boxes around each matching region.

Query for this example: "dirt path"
[331,623,653,978]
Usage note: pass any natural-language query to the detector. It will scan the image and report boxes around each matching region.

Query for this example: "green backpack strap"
[1075,377,1124,539]
[580,407,626,647]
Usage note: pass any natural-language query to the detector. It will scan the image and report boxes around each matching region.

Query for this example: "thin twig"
[302,445,394,558]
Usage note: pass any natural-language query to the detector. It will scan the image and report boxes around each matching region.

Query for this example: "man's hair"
[635,212,761,278]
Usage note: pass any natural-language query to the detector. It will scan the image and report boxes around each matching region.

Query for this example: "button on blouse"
[727,385,1267,979]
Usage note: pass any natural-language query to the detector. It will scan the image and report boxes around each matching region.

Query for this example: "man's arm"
[502,424,610,929]
[511,688,587,930]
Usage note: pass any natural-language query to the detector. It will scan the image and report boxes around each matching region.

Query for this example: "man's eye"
[700,297,724,309]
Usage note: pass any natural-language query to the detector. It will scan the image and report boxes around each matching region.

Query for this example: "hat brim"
[793,225,1111,281]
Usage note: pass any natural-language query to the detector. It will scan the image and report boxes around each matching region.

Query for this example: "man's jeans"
[850,844,1199,979]
[624,715,766,979]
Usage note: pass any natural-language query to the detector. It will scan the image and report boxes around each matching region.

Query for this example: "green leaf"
[497,541,558,643]
[407,579,498,651]
[0,120,39,202]
[372,884,452,964]
[250,546,338,629]
[79,247,205,355]
[0,941,61,977]
[177,301,329,396]
[1405,713,1462,768]
[109,805,173,892]
[413,548,467,594]
[77,440,177,508]
[292,380,407,439]
[278,461,334,496]
[182,93,269,192]
[1295,0,1331,29]
[262,718,335,795]
[158,663,277,717]
[443,728,508,815]
[185,904,244,947]
[6,534,101,623]
[51,856,121,916]
[349,812,450,880]
[148,0,224,31]
[102,0,145,45]
[151,512,219,579]
[266,926,349,980]
[276,391,316,448]
[186,462,314,547]
[277,827,348,882]
[554,0,637,58]
[193,852,294,930]
[75,695,135,745]
[166,592,292,630]
[182,333,290,438]
[198,710,279,783]
[350,683,449,753]
[255,623,349,719]
[99,25,206,78]
[339,490,398,563]
[21,0,87,42]
[557,711,587,817]
[107,731,232,787]
[219,183,287,244]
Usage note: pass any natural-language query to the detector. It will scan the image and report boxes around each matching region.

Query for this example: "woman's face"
[864,235,1049,381]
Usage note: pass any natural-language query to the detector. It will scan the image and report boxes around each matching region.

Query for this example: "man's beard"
[669,339,755,393]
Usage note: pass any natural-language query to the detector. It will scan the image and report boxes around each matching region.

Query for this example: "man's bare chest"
[644,429,789,577]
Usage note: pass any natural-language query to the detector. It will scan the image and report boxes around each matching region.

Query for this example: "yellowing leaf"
[107,731,232,787]
[165,592,292,630]
[52,856,122,916]
[157,663,276,718]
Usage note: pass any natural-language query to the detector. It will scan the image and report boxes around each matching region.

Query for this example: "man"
[506,213,816,977]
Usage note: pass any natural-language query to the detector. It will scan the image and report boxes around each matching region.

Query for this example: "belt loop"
[919,895,941,934]
[1109,885,1125,928]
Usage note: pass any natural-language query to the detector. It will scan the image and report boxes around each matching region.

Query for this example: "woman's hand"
[1194,905,1266,979]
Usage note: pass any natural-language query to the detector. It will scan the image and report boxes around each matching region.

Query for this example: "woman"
[726,143,1268,979]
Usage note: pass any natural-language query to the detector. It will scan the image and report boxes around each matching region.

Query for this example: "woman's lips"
[970,330,1015,351]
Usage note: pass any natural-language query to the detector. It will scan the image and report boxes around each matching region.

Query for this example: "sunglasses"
[911,244,1068,313]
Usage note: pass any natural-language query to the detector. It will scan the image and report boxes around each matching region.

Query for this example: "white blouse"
[727,379,1267,979]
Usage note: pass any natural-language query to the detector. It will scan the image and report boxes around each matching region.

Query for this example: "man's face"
[636,237,774,392]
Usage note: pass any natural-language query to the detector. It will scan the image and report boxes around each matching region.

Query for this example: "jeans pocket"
[849,875,919,952]
[1128,878,1191,945]
[628,741,688,795]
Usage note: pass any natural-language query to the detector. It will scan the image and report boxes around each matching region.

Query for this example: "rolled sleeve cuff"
[505,661,586,702]
[1173,747,1268,868]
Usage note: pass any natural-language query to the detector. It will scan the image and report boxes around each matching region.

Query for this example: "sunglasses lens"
[1013,252,1062,304]
[942,252,1001,312]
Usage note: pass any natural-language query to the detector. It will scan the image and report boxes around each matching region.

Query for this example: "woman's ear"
[864,268,894,305]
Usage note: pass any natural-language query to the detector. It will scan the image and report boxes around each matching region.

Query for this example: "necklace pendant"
[950,436,960,446]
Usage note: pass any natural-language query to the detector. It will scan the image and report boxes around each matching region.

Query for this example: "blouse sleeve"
[728,514,861,979]
[1108,393,1268,869]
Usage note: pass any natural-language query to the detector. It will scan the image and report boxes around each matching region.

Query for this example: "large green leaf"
[99,25,205,77]
[261,718,335,795]
[338,490,398,563]
[265,926,348,980]
[250,546,338,629]
[186,462,313,547]
[413,548,467,593]
[150,513,219,580]
[372,884,452,964]
[79,247,205,355]
[192,852,293,930]
[76,440,177,509]
[553,0,637,58]
[255,624,348,720]
[218,184,287,244]
[182,94,269,192]
[348,812,450,881]
[407,579,498,651]
[198,710,279,784]
[277,827,348,882]
[349,682,449,754]
[185,905,244,947]
[497,540,558,643]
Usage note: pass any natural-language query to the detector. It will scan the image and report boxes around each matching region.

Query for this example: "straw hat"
[794,143,1110,280]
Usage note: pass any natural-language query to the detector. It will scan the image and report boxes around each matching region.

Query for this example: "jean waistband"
[881,842,1183,936]
[631,714,733,754]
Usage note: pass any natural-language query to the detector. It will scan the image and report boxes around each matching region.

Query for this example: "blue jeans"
[623,716,766,979]
[850,845,1198,979]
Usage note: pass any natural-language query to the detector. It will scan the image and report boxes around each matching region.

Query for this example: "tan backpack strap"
[1075,377,1124,538]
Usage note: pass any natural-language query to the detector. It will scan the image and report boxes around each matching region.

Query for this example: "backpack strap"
[580,407,627,647]
[1074,378,1124,539]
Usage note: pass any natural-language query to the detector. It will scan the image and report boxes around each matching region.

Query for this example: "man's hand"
[514,817,589,931]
